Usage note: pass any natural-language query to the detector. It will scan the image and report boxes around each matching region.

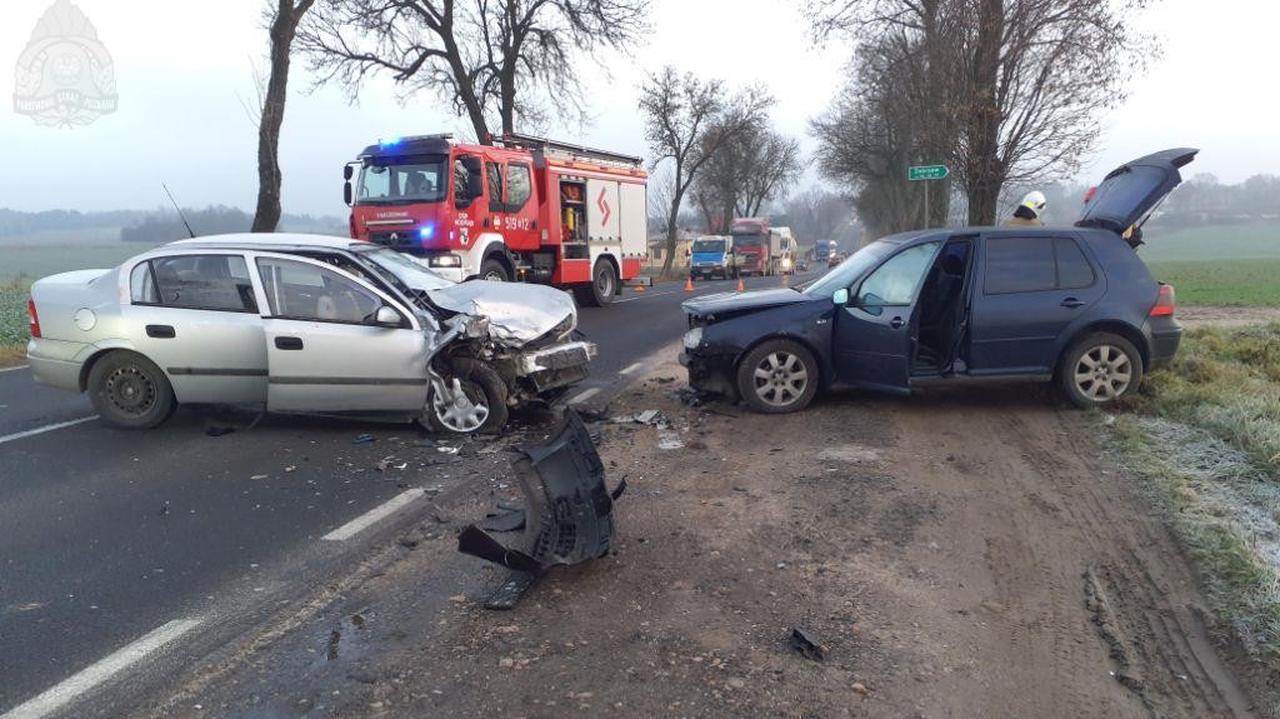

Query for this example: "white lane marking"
[0,416,97,446]
[1,618,202,719]
[0,365,29,374]
[619,362,643,376]
[567,387,601,405]
[322,489,425,542]
[614,297,640,304]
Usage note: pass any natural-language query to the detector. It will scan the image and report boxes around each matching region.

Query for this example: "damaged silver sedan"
[25,234,595,433]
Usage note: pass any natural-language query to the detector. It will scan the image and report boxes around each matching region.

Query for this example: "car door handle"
[890,316,905,329]
[1060,298,1086,309]
[275,336,304,350]
[145,324,175,339]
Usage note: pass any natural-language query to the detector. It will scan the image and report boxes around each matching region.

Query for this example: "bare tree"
[639,67,772,276]
[810,0,1154,226]
[252,0,316,233]
[298,0,649,143]
[735,129,802,217]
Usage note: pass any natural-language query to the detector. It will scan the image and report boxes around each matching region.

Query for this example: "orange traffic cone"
[684,276,694,292]
[636,283,646,292]
[736,277,745,292]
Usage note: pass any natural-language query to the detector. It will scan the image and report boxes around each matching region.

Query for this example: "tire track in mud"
[992,401,1253,718]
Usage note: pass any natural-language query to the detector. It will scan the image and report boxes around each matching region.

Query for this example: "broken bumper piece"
[515,340,597,376]
[457,410,623,609]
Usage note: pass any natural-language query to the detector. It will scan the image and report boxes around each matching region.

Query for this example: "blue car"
[680,148,1193,413]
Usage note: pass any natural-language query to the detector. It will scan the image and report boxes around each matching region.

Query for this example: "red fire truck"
[344,133,648,306]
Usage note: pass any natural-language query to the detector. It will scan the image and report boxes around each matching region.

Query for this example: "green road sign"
[908,165,949,181]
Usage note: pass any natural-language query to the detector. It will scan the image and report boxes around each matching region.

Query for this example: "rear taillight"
[1150,284,1176,317]
[27,297,41,338]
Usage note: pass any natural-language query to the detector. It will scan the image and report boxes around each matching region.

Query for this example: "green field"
[1140,223,1280,263]
[1148,259,1280,307]
[0,242,157,283]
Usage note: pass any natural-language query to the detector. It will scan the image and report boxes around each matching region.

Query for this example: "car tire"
[479,257,510,282]
[736,339,819,414]
[427,358,509,435]
[1058,332,1144,409]
[574,259,617,307]
[87,351,176,429]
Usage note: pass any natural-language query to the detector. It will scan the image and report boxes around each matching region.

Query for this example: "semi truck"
[729,218,770,277]
[688,235,733,280]
[813,239,834,264]
[770,226,796,275]
[344,133,648,306]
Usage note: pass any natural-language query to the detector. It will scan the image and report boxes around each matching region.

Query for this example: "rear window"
[985,238,1056,294]
[985,237,1097,294]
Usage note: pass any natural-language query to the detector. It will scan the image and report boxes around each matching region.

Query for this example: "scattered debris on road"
[789,627,828,661]
[352,434,376,445]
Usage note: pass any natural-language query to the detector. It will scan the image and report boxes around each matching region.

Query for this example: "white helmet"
[1019,190,1047,218]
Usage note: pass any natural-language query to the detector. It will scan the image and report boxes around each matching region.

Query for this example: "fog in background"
[1,0,1277,218]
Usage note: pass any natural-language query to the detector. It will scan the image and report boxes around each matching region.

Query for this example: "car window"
[130,261,157,304]
[141,255,257,312]
[487,162,503,212]
[507,163,532,210]
[985,237,1056,294]
[257,257,383,324]
[1054,238,1096,289]
[857,242,939,307]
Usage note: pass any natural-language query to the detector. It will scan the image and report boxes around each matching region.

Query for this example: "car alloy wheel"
[432,378,491,433]
[1072,344,1133,401]
[105,364,158,417]
[751,350,809,408]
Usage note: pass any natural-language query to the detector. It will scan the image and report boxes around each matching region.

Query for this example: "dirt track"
[150,349,1262,718]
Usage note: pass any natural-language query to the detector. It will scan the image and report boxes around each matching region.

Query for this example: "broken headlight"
[683,327,703,350]
[464,315,490,338]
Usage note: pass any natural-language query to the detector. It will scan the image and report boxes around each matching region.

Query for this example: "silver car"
[25,234,595,433]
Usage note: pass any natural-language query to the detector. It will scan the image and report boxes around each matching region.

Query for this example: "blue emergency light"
[419,225,435,240]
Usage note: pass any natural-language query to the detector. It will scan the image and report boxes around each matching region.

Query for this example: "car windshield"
[692,239,724,253]
[732,234,763,249]
[357,155,447,204]
[356,246,454,293]
[802,241,897,298]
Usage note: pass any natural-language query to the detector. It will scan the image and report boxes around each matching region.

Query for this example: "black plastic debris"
[457,410,624,609]
[790,627,828,661]
[479,508,526,533]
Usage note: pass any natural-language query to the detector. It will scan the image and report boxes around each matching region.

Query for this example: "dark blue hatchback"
[680,148,1193,413]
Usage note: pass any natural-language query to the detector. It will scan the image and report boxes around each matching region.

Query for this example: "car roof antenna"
[162,182,197,238]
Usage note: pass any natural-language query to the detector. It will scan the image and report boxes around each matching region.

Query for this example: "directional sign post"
[908,164,949,181]
[908,164,950,227]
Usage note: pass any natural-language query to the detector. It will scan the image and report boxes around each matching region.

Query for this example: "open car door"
[253,254,430,414]
[1076,148,1198,245]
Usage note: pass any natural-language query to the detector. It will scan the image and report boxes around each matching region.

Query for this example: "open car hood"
[429,281,576,347]
[1076,148,1198,236]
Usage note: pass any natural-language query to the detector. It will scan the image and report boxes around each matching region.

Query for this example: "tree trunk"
[251,2,297,233]
[662,176,686,277]
[965,0,1004,226]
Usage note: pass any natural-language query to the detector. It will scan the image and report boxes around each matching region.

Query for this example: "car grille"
[370,230,416,248]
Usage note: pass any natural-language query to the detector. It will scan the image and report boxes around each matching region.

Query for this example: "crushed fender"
[457,410,624,609]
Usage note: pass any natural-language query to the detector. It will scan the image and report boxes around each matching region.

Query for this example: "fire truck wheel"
[575,259,617,307]
[479,257,510,282]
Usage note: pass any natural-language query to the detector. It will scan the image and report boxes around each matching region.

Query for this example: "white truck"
[768,226,796,276]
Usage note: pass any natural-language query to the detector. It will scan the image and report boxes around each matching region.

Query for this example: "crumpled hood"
[683,288,813,318]
[429,281,576,346]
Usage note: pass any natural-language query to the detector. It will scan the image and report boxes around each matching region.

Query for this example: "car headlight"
[429,254,463,268]
[683,327,703,350]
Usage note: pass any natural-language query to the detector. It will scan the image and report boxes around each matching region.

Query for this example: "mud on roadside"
[146,347,1263,719]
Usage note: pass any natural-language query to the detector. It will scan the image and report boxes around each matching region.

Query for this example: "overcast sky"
[2,0,1277,218]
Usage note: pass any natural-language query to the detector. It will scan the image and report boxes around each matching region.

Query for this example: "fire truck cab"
[345,133,648,306]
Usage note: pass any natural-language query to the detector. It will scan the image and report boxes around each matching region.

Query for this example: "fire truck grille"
[369,231,416,248]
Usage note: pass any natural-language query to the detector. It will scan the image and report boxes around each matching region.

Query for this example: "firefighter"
[1003,190,1047,227]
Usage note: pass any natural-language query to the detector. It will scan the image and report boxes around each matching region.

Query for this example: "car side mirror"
[343,181,352,206]
[374,305,402,328]
[343,164,354,181]
[832,288,850,306]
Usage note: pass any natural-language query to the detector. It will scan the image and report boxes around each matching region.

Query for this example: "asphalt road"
[0,269,817,718]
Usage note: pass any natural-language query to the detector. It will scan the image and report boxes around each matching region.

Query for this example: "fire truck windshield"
[356,155,447,205]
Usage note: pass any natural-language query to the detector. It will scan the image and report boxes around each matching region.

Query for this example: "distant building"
[647,232,695,265]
